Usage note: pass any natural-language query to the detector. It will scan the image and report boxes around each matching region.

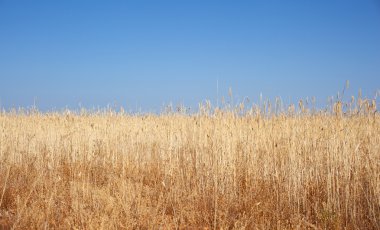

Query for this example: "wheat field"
[0,99,379,229]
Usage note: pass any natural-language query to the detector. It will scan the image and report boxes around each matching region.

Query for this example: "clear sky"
[0,1,379,112]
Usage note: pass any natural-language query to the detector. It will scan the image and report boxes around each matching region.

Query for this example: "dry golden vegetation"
[0,97,379,229]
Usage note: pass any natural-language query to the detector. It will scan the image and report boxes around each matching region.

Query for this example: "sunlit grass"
[0,95,379,229]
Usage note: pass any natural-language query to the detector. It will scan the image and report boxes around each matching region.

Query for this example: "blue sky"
[0,1,379,112]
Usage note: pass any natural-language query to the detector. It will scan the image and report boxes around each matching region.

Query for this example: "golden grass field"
[0,99,379,229]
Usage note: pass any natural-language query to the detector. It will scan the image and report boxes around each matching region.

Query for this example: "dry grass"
[0,98,379,229]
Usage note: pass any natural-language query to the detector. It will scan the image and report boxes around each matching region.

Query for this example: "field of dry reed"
[0,98,379,229]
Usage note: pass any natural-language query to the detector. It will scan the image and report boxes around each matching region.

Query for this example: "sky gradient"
[1,1,379,112]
